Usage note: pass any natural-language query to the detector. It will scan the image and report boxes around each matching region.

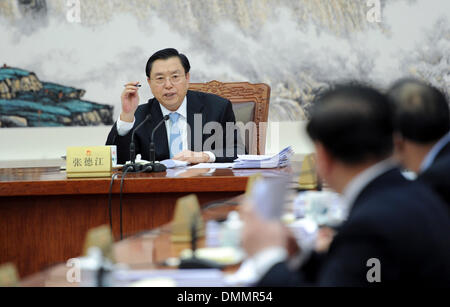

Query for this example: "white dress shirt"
[116,96,215,162]
[419,132,450,173]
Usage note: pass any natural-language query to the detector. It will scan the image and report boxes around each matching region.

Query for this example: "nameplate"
[66,146,112,178]
[0,263,19,287]
[298,153,318,190]
[171,194,205,243]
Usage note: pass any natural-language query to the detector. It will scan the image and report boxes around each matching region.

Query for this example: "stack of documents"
[232,146,293,169]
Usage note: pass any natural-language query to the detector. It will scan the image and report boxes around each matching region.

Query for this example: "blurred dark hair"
[306,83,394,164]
[145,48,191,78]
[388,78,449,144]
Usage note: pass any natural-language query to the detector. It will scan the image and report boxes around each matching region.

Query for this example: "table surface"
[20,197,243,287]
[0,162,304,279]
[0,165,297,196]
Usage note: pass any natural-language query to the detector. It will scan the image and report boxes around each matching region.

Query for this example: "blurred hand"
[240,200,288,257]
[120,81,140,122]
[315,226,336,253]
[173,150,210,164]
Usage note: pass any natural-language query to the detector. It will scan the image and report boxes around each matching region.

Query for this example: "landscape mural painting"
[0,0,448,128]
[0,65,113,127]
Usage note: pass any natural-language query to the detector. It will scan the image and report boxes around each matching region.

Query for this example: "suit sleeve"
[315,233,390,286]
[256,252,326,287]
[257,220,393,287]
[214,100,247,163]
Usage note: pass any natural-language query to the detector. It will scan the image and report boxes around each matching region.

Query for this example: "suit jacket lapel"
[186,91,205,151]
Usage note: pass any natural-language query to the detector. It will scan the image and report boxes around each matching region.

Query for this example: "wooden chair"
[189,81,271,155]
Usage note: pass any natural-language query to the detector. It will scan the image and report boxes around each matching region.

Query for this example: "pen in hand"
[124,83,141,87]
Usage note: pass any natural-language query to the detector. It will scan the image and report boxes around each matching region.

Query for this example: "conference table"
[20,198,244,287]
[0,163,300,279]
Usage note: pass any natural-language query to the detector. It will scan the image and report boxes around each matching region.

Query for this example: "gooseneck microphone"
[123,114,153,173]
[149,115,170,172]
[130,114,151,164]
[178,212,223,269]
[115,111,155,240]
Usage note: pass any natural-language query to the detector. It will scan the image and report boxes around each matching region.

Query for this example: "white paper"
[250,176,290,220]
[160,159,189,169]
[188,163,233,169]
[236,154,274,161]
[113,269,226,287]
[233,146,293,169]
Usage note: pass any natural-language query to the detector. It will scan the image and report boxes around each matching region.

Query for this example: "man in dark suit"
[240,84,450,286]
[106,48,244,165]
[388,79,450,204]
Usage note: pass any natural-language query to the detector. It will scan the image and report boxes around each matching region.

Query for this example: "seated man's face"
[148,57,190,111]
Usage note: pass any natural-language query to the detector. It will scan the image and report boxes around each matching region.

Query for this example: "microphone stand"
[179,213,223,270]
[148,115,170,172]
[122,114,153,173]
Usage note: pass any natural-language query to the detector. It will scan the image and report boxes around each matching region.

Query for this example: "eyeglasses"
[151,74,185,86]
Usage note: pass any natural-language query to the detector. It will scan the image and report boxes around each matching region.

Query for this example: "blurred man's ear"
[393,133,405,152]
[314,142,333,183]
[393,133,406,164]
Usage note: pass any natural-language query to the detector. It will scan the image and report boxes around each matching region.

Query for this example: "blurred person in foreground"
[388,79,450,205]
[241,84,450,286]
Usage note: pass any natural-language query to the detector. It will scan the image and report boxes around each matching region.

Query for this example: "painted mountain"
[0,66,113,128]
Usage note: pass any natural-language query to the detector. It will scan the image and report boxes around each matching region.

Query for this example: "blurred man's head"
[306,84,394,192]
[388,79,449,173]
[145,48,191,111]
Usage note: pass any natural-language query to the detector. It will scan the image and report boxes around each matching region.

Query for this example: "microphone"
[149,115,170,172]
[130,114,151,164]
[179,212,223,270]
[123,114,152,173]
